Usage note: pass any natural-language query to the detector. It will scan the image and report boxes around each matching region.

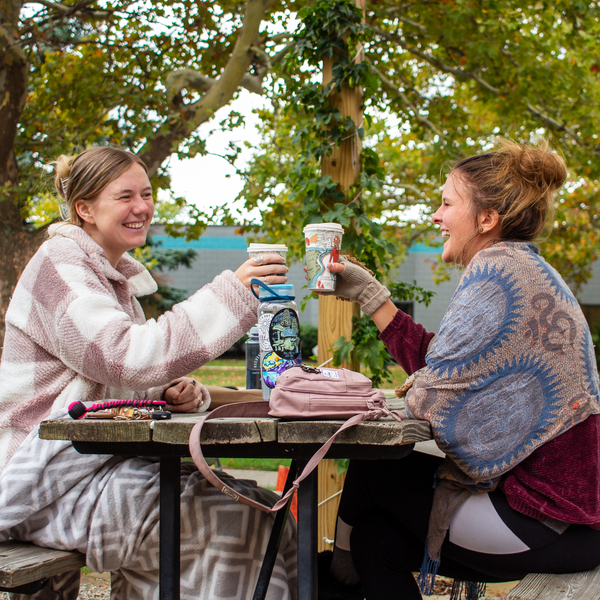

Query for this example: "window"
[393,300,414,318]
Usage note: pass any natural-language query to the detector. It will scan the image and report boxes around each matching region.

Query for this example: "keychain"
[68,399,171,420]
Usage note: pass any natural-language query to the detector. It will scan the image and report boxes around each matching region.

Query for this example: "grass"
[364,364,409,388]
[192,358,408,389]
[192,359,246,387]
[218,458,291,471]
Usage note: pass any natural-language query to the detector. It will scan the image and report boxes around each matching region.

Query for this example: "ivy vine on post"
[281,0,435,385]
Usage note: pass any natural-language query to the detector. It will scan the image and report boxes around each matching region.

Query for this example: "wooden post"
[317,0,365,553]
[317,0,364,370]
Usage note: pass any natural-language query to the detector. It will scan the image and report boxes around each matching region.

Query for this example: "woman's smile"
[124,221,145,229]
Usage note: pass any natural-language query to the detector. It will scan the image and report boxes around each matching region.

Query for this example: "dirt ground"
[0,571,518,599]
[77,572,519,599]
[429,576,519,599]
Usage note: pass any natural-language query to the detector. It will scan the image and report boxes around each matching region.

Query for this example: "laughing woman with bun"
[0,146,296,600]
[324,139,600,600]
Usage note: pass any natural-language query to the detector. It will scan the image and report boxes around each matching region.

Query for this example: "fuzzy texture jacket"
[0,223,260,474]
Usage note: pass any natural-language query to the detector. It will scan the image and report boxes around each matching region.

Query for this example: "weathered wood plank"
[277,418,432,445]
[39,419,152,443]
[507,568,600,600]
[0,541,85,588]
[152,416,278,446]
[39,415,432,449]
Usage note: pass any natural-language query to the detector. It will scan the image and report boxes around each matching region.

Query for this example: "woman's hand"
[163,377,208,413]
[235,254,288,290]
[319,256,391,315]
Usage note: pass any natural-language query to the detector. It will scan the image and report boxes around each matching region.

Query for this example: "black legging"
[337,452,600,600]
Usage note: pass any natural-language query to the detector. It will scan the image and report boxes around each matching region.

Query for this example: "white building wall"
[577,259,600,305]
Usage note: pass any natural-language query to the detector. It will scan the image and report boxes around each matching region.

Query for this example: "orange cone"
[276,465,297,520]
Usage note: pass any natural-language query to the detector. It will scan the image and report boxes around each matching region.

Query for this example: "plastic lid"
[248,326,259,336]
[258,283,295,300]
[247,243,288,252]
[303,222,344,233]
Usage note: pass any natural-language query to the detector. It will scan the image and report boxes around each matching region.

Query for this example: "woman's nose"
[132,195,149,213]
[432,206,442,224]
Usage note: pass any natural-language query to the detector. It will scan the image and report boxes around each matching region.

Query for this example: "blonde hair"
[54,147,149,226]
[451,139,567,241]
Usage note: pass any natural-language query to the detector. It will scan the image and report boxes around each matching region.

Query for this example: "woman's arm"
[379,308,435,375]
[55,269,258,391]
[48,242,290,392]
[369,299,399,332]
[326,260,434,374]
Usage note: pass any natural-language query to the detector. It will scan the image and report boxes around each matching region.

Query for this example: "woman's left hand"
[164,377,205,413]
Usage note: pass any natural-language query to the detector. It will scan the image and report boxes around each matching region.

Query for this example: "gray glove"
[323,256,391,315]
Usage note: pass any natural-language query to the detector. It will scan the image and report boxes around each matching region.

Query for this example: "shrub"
[300,323,319,360]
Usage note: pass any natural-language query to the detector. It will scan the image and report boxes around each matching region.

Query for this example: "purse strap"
[189,402,376,513]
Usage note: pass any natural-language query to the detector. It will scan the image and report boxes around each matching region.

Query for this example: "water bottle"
[245,326,261,390]
[252,281,302,401]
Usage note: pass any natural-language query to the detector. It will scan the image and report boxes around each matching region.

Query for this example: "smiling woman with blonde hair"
[0,146,297,600]
[323,139,600,600]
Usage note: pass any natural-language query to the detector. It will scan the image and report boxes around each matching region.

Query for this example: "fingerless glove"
[323,256,391,315]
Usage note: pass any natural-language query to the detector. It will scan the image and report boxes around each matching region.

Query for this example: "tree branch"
[24,0,69,12]
[525,102,585,147]
[396,15,428,34]
[166,39,294,102]
[370,23,594,148]
[369,62,445,138]
[23,0,114,19]
[0,23,26,65]
[371,25,501,95]
[266,32,293,44]
[268,41,295,66]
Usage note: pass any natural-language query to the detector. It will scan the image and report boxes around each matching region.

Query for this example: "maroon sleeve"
[379,309,435,375]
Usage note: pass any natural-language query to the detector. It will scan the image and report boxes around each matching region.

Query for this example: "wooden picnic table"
[39,412,433,600]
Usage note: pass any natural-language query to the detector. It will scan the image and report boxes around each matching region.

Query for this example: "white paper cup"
[303,223,344,291]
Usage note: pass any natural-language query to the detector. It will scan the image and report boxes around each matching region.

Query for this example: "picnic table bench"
[0,540,85,594]
[506,568,600,600]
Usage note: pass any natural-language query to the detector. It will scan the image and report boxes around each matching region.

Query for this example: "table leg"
[160,456,180,600]
[296,459,318,600]
[252,460,299,600]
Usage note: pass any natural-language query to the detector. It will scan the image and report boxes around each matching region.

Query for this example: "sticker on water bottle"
[268,308,300,360]
[258,314,274,352]
[262,352,299,388]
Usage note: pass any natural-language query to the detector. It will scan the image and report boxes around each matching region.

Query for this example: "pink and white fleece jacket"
[0,223,260,474]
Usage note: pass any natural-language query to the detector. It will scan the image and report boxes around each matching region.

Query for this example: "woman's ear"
[75,200,94,225]
[478,209,500,234]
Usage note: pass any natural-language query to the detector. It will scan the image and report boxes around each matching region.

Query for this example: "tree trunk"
[0,0,33,347]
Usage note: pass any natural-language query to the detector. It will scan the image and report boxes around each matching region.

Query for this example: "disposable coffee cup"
[303,223,344,291]
[247,244,288,272]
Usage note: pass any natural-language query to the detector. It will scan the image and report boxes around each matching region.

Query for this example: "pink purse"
[189,365,405,512]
